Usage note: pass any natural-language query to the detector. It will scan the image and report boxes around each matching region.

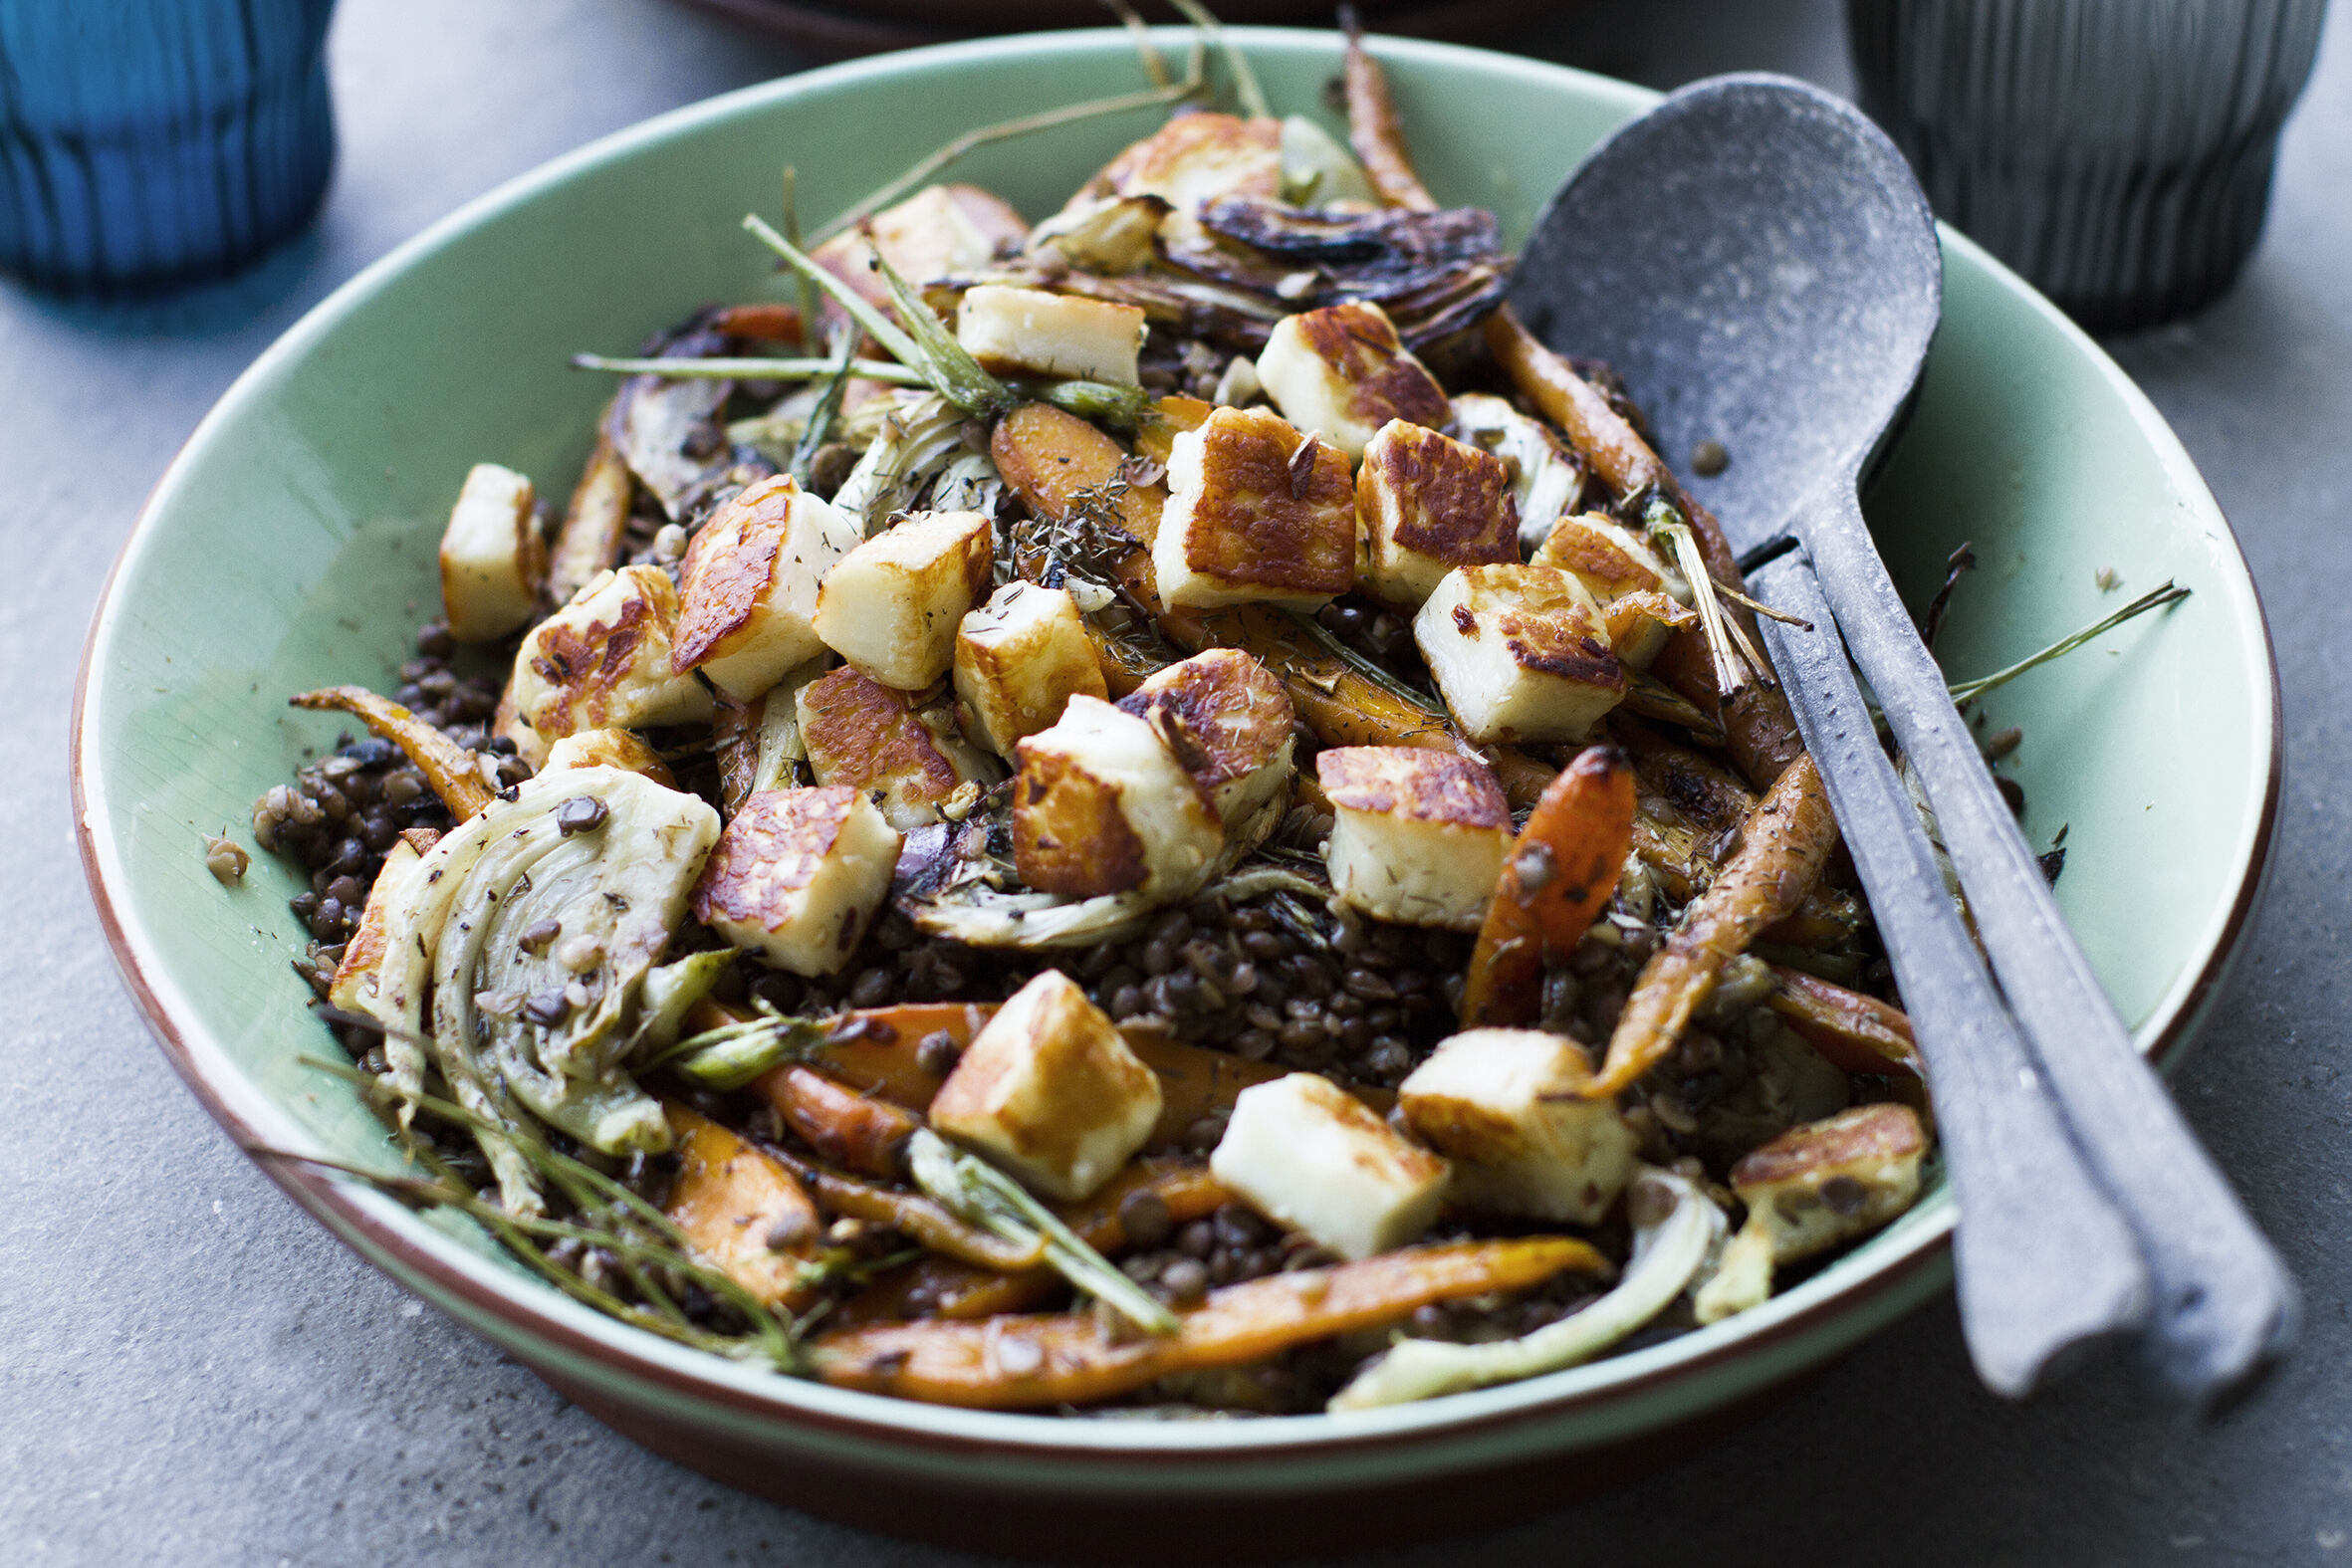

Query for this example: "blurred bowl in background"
[1847,0,2328,333]
[679,0,1553,54]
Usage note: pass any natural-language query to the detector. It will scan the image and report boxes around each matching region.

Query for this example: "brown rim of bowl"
[66,48,2285,1476]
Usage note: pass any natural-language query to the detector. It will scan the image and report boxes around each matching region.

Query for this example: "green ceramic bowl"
[73,28,2278,1561]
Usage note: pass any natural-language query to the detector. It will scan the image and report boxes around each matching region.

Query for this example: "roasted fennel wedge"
[354,767,719,1212]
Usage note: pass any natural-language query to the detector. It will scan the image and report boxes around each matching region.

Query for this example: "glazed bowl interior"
[77,28,2276,1465]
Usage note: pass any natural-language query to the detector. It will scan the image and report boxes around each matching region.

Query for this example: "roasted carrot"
[1484,306,1668,502]
[1629,800,1858,950]
[818,1003,998,1108]
[753,1064,922,1179]
[1768,965,1921,1076]
[813,1236,1604,1409]
[1761,888,1863,951]
[1593,752,1841,1096]
[709,301,807,344]
[1484,306,1805,791]
[688,999,1390,1149]
[1461,746,1638,1026]
[830,1160,1232,1328]
[662,1102,823,1309]
[993,401,1167,543]
[1626,725,1761,839]
[290,685,496,819]
[543,421,633,609]
[1130,1031,1294,1148]
[1341,10,1439,211]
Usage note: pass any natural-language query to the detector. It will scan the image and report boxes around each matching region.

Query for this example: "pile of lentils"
[710,884,1471,1097]
[251,622,522,997]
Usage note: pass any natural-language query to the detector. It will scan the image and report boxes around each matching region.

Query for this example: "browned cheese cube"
[812,509,995,691]
[541,727,677,787]
[1075,112,1283,214]
[1256,300,1449,461]
[438,462,545,643]
[1153,405,1355,611]
[1730,1102,1930,1263]
[689,786,902,976]
[928,970,1165,1202]
[502,564,713,766]
[1115,648,1296,838]
[955,284,1147,387]
[1413,564,1626,744]
[1013,695,1223,900]
[809,182,1029,318]
[671,474,862,702]
[1316,746,1512,930]
[954,581,1108,758]
[1399,1028,1637,1224]
[1529,512,1694,670]
[797,665,997,831]
[1355,418,1520,606]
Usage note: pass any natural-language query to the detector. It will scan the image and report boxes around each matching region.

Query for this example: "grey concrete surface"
[4,0,2344,1562]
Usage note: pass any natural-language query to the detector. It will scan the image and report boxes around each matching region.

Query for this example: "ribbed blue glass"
[0,0,337,298]
[1848,0,2328,332]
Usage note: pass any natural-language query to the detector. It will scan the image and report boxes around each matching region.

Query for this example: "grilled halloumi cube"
[928,970,1164,1202]
[1210,1073,1450,1260]
[955,285,1147,388]
[1728,1102,1929,1264]
[955,581,1107,758]
[1077,112,1283,215]
[1116,648,1295,841]
[810,182,1028,318]
[812,509,994,691]
[1530,514,1694,670]
[439,463,546,643]
[542,727,677,786]
[1153,405,1354,611]
[1529,512,1686,600]
[1316,747,1511,931]
[1398,1029,1637,1224]
[672,475,862,702]
[798,666,996,831]
[1013,694,1223,900]
[1413,565,1626,744]
[689,785,902,976]
[1452,392,1587,553]
[1256,301,1449,461]
[503,565,714,766]
[1355,419,1520,606]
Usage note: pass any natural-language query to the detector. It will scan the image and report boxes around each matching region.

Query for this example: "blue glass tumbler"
[0,0,337,298]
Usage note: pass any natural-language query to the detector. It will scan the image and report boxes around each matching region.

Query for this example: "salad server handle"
[1791,478,2297,1404]
[1747,546,2149,1396]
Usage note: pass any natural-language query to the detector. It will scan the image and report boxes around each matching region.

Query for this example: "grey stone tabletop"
[5,0,2346,1562]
